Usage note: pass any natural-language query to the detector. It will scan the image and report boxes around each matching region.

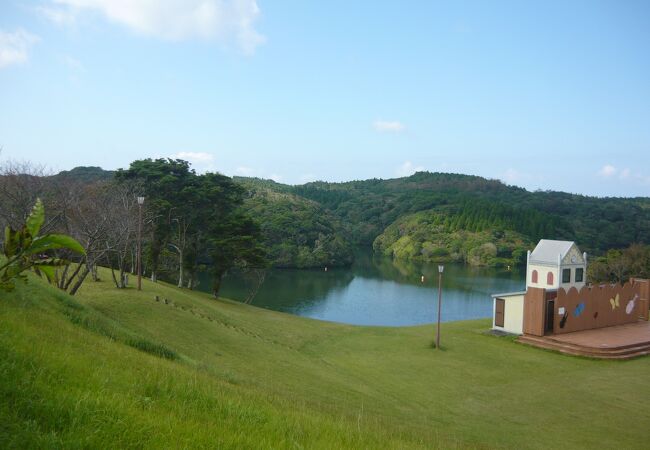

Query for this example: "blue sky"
[1,1,649,197]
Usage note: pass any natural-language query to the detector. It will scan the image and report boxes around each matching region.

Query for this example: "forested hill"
[51,167,650,268]
[233,177,353,268]
[54,166,115,183]
[293,173,547,245]
[285,171,650,266]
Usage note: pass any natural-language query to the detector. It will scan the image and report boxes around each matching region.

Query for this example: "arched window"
[547,271,554,285]
[531,270,538,283]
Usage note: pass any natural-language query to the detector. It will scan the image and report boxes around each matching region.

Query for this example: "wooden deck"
[518,321,650,359]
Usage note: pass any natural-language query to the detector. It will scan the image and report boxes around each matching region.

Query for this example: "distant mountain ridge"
[241,171,650,267]
[53,166,115,183]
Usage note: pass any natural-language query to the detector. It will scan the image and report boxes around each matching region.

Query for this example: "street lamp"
[436,265,444,349]
[137,196,145,291]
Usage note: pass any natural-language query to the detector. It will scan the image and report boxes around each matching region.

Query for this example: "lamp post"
[137,196,145,291]
[436,265,444,349]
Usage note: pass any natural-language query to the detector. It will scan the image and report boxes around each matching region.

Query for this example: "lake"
[197,252,525,326]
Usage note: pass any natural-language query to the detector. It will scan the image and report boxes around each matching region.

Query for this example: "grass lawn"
[2,269,649,449]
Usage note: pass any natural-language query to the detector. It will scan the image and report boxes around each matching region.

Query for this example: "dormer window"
[562,268,571,283]
[547,272,554,285]
[532,270,538,283]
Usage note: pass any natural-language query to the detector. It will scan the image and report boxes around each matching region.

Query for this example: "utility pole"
[137,196,145,290]
[436,265,444,349]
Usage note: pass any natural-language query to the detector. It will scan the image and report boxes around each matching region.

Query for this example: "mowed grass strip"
[1,269,649,449]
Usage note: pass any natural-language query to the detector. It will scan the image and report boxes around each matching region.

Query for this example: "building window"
[547,271,554,285]
[562,268,571,283]
[532,270,538,283]
[575,268,584,282]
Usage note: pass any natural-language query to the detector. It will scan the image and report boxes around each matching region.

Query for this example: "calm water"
[197,252,525,326]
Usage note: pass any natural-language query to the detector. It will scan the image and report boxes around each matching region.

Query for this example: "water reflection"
[196,251,525,326]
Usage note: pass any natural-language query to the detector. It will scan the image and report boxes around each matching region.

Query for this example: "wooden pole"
[137,202,142,291]
[436,270,442,349]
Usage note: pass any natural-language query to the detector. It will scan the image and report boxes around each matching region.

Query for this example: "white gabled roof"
[529,239,576,265]
[491,291,526,298]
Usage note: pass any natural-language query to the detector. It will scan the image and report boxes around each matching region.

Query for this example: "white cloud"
[298,173,316,184]
[0,29,39,69]
[596,164,650,185]
[233,166,283,182]
[171,151,214,162]
[40,0,265,53]
[396,161,424,177]
[598,164,617,178]
[502,168,522,183]
[373,120,405,133]
[499,168,547,187]
[36,4,77,25]
[235,166,254,176]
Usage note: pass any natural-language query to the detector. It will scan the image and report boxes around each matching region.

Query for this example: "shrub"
[126,339,178,360]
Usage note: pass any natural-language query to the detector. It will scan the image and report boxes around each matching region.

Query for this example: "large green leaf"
[3,226,30,258]
[27,235,86,256]
[26,198,45,237]
[3,226,16,257]
[2,199,84,294]
[34,265,57,284]
[32,260,70,285]
[32,258,70,267]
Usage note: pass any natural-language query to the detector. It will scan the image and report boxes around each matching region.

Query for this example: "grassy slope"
[2,272,650,449]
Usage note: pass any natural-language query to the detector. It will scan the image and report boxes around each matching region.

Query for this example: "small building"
[492,289,526,335]
[526,239,587,291]
[493,239,587,335]
[492,239,649,337]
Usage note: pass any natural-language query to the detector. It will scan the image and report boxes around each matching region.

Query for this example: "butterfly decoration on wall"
[573,302,585,317]
[625,294,639,315]
[609,294,620,310]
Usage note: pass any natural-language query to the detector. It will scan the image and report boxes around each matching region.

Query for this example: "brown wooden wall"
[553,279,649,335]
[634,278,649,321]
[523,287,546,336]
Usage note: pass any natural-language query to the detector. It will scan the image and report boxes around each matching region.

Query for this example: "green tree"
[587,243,650,283]
[116,158,194,282]
[209,213,267,297]
[117,159,267,294]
